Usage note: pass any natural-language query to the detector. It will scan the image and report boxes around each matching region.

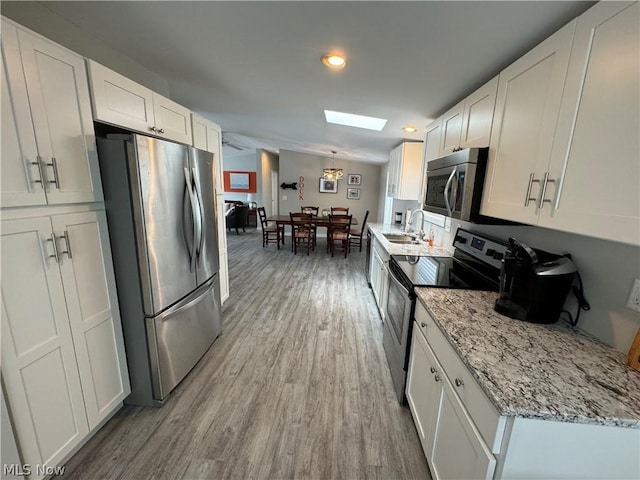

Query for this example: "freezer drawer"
[146,275,221,401]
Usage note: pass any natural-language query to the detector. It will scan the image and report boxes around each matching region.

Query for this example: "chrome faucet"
[406,210,426,239]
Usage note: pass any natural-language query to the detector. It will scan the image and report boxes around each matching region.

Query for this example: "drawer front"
[372,236,389,261]
[416,301,504,452]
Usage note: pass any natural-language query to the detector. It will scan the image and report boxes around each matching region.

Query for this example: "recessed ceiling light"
[322,54,346,69]
[324,110,387,131]
[402,126,418,133]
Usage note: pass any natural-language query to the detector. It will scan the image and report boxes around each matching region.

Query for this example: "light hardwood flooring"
[61,230,431,479]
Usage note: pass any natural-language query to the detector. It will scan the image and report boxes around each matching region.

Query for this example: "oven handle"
[388,265,411,299]
[443,166,457,217]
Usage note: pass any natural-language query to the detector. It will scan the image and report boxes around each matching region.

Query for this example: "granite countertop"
[367,223,454,257]
[414,288,640,429]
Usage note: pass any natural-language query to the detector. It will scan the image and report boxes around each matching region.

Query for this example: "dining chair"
[257,207,282,248]
[301,206,319,240]
[327,214,352,258]
[289,212,315,255]
[349,210,370,252]
[330,206,349,215]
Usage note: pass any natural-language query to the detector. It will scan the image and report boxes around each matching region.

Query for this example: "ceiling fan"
[221,133,248,151]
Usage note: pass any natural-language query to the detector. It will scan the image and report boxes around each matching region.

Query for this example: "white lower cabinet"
[431,378,496,480]
[369,236,389,320]
[408,301,640,480]
[1,211,129,478]
[407,325,495,480]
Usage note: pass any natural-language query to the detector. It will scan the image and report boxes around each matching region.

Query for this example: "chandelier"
[323,150,344,180]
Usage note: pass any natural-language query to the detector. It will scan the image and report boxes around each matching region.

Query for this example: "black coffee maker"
[494,238,577,324]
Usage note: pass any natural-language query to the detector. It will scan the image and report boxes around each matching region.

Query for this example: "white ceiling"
[7,1,595,163]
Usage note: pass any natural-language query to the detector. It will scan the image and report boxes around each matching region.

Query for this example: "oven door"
[383,267,414,402]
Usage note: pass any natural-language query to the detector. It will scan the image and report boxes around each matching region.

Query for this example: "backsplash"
[415,213,640,354]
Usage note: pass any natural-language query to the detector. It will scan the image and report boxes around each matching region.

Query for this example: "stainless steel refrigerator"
[97,133,221,406]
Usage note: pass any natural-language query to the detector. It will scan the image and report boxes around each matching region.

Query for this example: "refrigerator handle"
[183,167,199,272]
[191,168,205,259]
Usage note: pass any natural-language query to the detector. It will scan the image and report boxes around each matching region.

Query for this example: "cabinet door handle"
[538,172,555,209]
[47,157,61,189]
[430,366,436,374]
[421,322,427,328]
[524,173,540,207]
[434,374,441,382]
[31,156,45,189]
[158,128,165,134]
[59,230,73,259]
[47,233,59,263]
[455,378,464,387]
[150,126,157,132]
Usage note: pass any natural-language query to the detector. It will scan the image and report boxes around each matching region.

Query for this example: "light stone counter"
[367,223,453,257]
[415,288,640,429]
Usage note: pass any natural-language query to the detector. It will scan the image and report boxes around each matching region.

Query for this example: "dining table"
[265,214,359,248]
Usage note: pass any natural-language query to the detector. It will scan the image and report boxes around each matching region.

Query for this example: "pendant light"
[323,150,344,180]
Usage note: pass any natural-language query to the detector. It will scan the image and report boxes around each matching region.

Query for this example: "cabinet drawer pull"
[434,374,441,382]
[47,233,59,262]
[524,173,540,207]
[430,366,436,374]
[538,172,556,209]
[455,378,464,387]
[47,157,61,189]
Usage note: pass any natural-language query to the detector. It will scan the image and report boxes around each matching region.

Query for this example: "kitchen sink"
[383,233,420,244]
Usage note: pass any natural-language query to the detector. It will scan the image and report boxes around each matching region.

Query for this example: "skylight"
[324,110,387,131]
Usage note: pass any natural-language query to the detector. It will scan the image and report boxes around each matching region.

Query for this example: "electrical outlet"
[626,279,640,313]
[282,195,287,201]
[444,217,452,233]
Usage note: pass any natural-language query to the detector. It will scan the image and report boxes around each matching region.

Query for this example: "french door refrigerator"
[97,134,221,406]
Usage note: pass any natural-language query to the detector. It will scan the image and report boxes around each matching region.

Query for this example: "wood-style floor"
[61,230,431,479]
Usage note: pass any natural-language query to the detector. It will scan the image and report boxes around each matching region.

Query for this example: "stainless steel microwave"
[423,147,488,221]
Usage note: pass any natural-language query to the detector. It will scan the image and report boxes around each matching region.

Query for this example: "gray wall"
[1,2,170,96]
[278,150,381,223]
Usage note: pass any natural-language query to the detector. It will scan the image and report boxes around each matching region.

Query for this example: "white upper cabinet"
[388,142,424,200]
[481,20,576,225]
[439,100,464,156]
[87,60,192,145]
[460,76,498,149]
[540,1,639,245]
[423,118,443,162]
[481,2,639,246]
[1,19,103,207]
[437,76,499,157]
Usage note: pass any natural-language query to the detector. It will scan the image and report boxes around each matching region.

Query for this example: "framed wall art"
[347,188,360,200]
[223,171,257,193]
[319,177,338,194]
[347,174,361,186]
